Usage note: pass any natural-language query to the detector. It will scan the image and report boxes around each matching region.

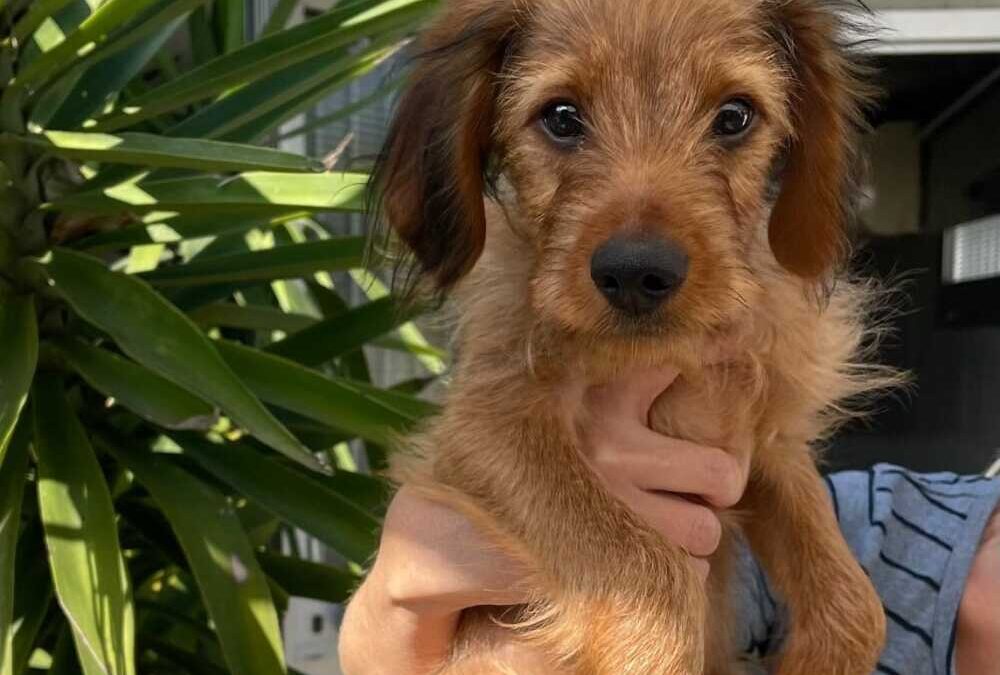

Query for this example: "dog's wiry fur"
[370,1,898,673]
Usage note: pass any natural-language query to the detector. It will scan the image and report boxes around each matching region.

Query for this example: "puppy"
[370,1,896,673]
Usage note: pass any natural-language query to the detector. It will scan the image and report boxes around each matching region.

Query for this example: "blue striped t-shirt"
[733,463,1000,675]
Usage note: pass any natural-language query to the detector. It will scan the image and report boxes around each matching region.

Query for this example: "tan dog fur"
[370,1,898,672]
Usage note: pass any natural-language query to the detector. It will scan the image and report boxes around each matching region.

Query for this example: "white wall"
[870,0,1000,8]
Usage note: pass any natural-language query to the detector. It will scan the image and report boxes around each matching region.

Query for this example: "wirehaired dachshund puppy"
[370,0,897,672]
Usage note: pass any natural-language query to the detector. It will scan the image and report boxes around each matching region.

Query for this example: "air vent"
[942,215,1000,285]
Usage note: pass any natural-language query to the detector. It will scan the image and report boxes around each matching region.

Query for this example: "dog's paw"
[775,575,886,675]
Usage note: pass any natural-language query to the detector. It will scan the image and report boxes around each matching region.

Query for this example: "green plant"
[0,1,442,673]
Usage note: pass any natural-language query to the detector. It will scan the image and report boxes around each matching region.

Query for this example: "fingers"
[584,337,744,423]
[583,347,740,432]
[380,488,532,611]
[586,366,681,424]
[623,487,724,557]
[590,425,748,509]
[627,365,683,419]
[609,481,716,582]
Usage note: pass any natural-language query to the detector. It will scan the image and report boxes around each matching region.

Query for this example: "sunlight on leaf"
[104,180,155,207]
[105,438,287,675]
[125,243,165,273]
[34,376,136,675]
[0,422,30,675]
[332,442,358,472]
[33,19,66,53]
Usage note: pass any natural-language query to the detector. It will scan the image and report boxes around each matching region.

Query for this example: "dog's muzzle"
[590,235,689,315]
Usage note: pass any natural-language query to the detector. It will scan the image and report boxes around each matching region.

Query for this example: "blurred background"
[824,1,1000,474]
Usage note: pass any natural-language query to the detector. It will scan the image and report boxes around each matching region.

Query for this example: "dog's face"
[498,0,796,339]
[374,0,871,343]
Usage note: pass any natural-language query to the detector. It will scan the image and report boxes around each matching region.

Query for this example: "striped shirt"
[734,463,1000,675]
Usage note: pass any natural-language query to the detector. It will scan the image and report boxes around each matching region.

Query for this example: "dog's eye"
[713,99,755,139]
[541,102,585,144]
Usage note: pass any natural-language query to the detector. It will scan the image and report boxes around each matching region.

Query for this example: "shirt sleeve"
[733,463,1000,675]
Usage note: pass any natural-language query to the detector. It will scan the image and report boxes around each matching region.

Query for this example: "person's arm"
[728,462,1000,675]
[338,367,750,675]
[956,503,1000,675]
[339,487,531,675]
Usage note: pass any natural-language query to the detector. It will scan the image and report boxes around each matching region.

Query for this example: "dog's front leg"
[741,449,885,675]
[415,392,707,675]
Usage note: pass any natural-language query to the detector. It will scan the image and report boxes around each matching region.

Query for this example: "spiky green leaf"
[10,524,53,675]
[47,249,322,471]
[277,75,402,141]
[47,172,367,215]
[90,0,434,131]
[257,552,359,604]
[103,439,286,675]
[177,435,379,564]
[56,338,217,430]
[172,33,402,142]
[33,375,136,675]
[189,304,317,334]
[10,131,322,172]
[76,212,298,252]
[216,340,433,445]
[267,296,415,366]
[14,0,164,90]
[11,0,78,43]
[36,6,195,130]
[216,0,245,53]
[0,423,30,675]
[0,294,36,467]
[260,0,300,36]
[140,237,365,288]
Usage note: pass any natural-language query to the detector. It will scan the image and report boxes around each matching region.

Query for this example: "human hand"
[340,366,747,674]
[374,485,532,614]
[578,366,751,580]
[339,486,532,675]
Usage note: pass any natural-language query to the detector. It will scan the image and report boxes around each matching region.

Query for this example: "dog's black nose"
[590,236,688,315]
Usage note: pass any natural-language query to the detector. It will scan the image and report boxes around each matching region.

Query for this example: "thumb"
[619,365,681,422]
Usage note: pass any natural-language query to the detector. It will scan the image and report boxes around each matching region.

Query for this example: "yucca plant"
[0,1,442,673]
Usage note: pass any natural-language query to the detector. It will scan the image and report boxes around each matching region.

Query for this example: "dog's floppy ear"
[371,1,518,292]
[766,1,875,278]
